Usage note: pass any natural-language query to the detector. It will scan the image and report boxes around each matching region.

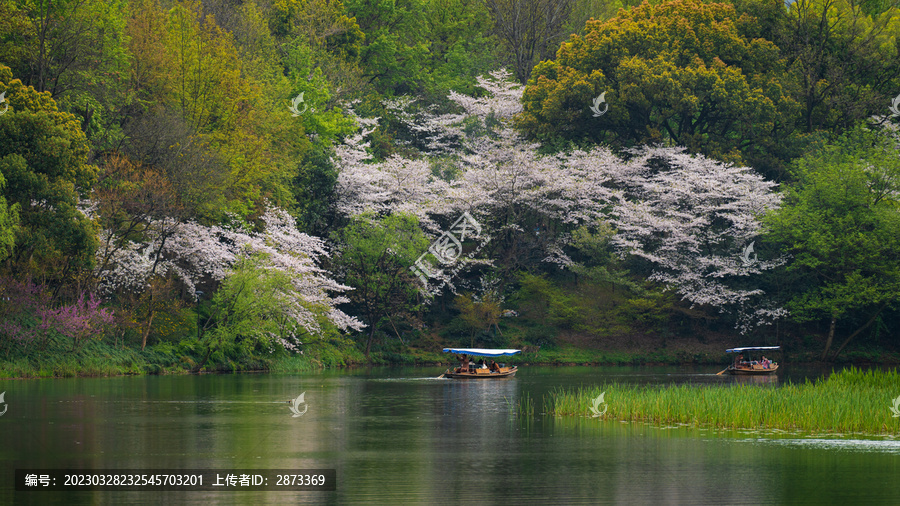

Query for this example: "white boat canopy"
[726,346,781,353]
[442,348,521,357]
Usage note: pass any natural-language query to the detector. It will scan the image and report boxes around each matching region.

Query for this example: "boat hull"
[725,364,778,375]
[443,366,517,379]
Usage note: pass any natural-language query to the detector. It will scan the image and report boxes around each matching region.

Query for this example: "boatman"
[457,354,469,372]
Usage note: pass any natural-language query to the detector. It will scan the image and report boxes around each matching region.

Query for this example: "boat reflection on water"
[731,373,779,384]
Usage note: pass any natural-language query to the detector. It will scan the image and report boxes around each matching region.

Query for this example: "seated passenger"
[458,354,469,372]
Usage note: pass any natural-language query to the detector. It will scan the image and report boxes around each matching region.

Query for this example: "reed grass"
[518,392,536,418]
[547,367,900,435]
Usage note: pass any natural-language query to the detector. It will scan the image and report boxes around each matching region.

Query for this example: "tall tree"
[483,0,575,83]
[4,0,131,151]
[0,66,98,281]
[607,145,787,332]
[331,213,429,356]
[764,127,900,360]
[344,0,429,93]
[778,0,900,134]
[518,0,802,177]
[0,170,19,262]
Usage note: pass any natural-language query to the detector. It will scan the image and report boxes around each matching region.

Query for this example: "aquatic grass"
[515,392,536,418]
[547,367,900,435]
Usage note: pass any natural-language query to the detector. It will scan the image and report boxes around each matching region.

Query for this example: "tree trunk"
[194,344,214,373]
[829,304,887,362]
[365,326,376,358]
[821,316,836,360]
[140,295,155,351]
[385,313,404,344]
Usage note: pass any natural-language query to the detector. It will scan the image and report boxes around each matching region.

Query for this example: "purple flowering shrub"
[0,277,113,354]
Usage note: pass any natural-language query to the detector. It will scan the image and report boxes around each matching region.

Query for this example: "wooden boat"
[441,348,520,379]
[721,346,780,375]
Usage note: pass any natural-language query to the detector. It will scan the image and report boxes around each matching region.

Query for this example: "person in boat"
[489,360,500,372]
[762,356,770,369]
[457,354,469,373]
[735,354,743,368]
[480,359,488,369]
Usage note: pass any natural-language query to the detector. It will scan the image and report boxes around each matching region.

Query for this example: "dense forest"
[0,0,899,375]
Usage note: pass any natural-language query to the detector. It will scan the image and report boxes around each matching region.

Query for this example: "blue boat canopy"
[726,346,781,353]
[442,348,521,357]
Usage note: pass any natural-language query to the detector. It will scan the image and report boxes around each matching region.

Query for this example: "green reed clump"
[516,392,536,418]
[547,367,900,435]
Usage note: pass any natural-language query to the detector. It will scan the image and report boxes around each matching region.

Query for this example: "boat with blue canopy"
[719,346,781,375]
[441,348,520,378]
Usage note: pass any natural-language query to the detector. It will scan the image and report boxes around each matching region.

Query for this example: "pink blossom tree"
[334,71,620,291]
[608,146,788,331]
[333,71,787,330]
[40,291,114,350]
[90,204,362,350]
[0,277,113,353]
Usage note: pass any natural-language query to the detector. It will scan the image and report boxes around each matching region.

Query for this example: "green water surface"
[1,366,898,504]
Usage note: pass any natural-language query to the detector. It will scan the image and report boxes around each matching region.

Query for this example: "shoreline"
[2,344,898,380]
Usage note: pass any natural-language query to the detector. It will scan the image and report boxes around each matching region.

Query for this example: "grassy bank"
[3,329,898,379]
[0,333,370,379]
[545,367,900,435]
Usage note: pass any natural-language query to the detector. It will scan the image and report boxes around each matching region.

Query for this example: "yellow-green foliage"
[520,0,799,168]
[548,367,900,435]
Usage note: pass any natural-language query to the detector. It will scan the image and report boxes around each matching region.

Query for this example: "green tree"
[453,292,502,346]
[0,169,19,262]
[519,0,801,174]
[1,0,131,151]
[197,252,330,370]
[345,0,430,93]
[124,0,306,219]
[0,66,98,280]
[421,0,504,97]
[764,127,900,361]
[777,0,900,135]
[332,213,429,357]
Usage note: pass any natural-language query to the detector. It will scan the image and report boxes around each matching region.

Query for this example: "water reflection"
[730,374,779,385]
[3,367,898,505]
[741,437,900,454]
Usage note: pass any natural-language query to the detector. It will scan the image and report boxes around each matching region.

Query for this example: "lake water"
[2,366,899,504]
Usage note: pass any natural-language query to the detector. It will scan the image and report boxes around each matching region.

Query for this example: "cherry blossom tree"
[90,203,362,349]
[334,71,620,287]
[333,71,787,330]
[607,146,788,331]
